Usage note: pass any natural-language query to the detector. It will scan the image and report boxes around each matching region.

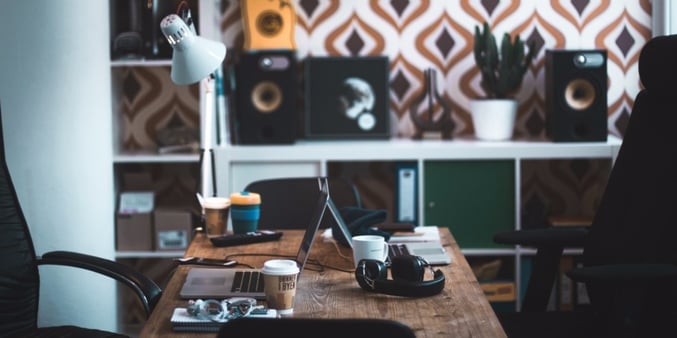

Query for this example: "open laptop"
[180,178,343,300]
[387,226,452,265]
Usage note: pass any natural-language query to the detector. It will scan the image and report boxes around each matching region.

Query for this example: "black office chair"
[243,176,361,229]
[492,35,677,338]
[0,105,163,338]
[217,317,416,337]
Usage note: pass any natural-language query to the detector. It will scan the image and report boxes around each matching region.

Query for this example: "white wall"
[0,0,117,332]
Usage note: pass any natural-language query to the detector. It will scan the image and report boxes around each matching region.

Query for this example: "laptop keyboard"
[231,271,264,293]
[388,243,411,260]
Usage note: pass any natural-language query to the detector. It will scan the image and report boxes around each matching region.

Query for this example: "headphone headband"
[354,256,445,297]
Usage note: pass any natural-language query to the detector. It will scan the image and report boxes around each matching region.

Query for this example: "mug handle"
[381,242,390,261]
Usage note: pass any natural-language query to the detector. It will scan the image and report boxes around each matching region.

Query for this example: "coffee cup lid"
[261,259,299,275]
[202,197,230,209]
[230,191,261,205]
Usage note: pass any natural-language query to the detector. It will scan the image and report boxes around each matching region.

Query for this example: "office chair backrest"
[217,317,416,338]
[0,104,42,335]
[244,177,361,229]
[582,34,677,319]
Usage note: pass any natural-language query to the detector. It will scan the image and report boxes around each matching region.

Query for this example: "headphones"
[354,255,445,297]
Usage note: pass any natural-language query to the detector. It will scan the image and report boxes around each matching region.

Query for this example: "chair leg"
[521,247,563,312]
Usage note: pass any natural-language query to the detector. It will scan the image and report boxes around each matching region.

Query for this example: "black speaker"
[234,50,297,144]
[546,50,608,142]
[354,255,445,297]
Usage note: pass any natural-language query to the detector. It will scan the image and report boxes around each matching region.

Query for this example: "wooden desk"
[140,228,506,337]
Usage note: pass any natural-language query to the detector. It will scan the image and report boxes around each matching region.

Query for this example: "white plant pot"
[470,99,518,141]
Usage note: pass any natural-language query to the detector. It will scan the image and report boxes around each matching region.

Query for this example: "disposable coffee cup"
[352,235,389,268]
[202,197,230,237]
[229,191,261,234]
[261,259,299,315]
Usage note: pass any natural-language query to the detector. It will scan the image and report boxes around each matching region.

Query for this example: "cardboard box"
[481,281,516,302]
[154,208,192,251]
[116,192,154,251]
[116,213,153,251]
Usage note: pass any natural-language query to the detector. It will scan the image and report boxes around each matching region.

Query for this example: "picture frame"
[304,56,390,139]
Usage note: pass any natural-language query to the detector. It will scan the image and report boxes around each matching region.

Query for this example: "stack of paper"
[388,226,441,243]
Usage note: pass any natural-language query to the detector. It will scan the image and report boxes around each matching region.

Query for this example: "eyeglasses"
[186,297,259,322]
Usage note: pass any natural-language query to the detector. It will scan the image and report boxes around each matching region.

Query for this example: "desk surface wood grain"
[139,228,506,337]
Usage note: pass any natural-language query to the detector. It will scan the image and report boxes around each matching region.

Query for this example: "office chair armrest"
[567,263,677,284]
[37,250,163,317]
[495,227,588,312]
[494,226,589,248]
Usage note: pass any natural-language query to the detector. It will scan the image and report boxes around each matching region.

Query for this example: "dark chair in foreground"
[244,176,361,229]
[0,105,162,338]
[217,317,416,338]
[493,35,677,338]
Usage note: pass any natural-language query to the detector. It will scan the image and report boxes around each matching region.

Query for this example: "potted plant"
[471,22,536,141]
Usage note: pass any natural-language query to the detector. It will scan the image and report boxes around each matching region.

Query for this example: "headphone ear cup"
[390,255,426,282]
[354,259,387,291]
[355,255,445,298]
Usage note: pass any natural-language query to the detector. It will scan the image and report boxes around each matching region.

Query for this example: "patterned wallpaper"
[219,0,652,139]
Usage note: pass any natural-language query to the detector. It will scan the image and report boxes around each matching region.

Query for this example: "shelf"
[111,59,172,67]
[115,250,184,259]
[114,151,200,163]
[217,136,622,162]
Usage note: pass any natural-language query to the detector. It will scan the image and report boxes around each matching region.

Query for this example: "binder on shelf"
[395,163,418,225]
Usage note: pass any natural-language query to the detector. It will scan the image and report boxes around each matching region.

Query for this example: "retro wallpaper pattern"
[219,0,651,139]
[113,0,651,223]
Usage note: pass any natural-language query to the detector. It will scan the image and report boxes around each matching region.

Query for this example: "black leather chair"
[0,105,163,337]
[243,176,361,229]
[493,35,677,338]
[217,317,416,337]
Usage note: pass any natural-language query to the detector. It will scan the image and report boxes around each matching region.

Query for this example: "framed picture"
[304,56,390,139]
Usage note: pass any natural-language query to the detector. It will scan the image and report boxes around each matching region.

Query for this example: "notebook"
[387,226,452,265]
[170,307,277,332]
[180,178,341,300]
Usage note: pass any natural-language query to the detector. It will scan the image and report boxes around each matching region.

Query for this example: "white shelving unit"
[216,136,622,202]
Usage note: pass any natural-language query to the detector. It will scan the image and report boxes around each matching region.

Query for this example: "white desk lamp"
[160,12,226,199]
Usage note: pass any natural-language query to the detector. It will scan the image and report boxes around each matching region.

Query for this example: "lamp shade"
[160,14,226,85]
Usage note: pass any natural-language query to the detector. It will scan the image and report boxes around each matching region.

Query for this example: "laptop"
[180,178,343,300]
[387,226,452,266]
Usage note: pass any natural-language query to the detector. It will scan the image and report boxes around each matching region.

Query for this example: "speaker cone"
[564,78,596,111]
[251,81,282,113]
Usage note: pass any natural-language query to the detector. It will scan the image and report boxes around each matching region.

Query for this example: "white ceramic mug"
[352,235,389,268]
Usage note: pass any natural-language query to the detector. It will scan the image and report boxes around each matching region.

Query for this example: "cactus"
[473,22,536,99]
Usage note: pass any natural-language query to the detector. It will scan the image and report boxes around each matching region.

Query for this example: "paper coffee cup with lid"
[261,259,299,315]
